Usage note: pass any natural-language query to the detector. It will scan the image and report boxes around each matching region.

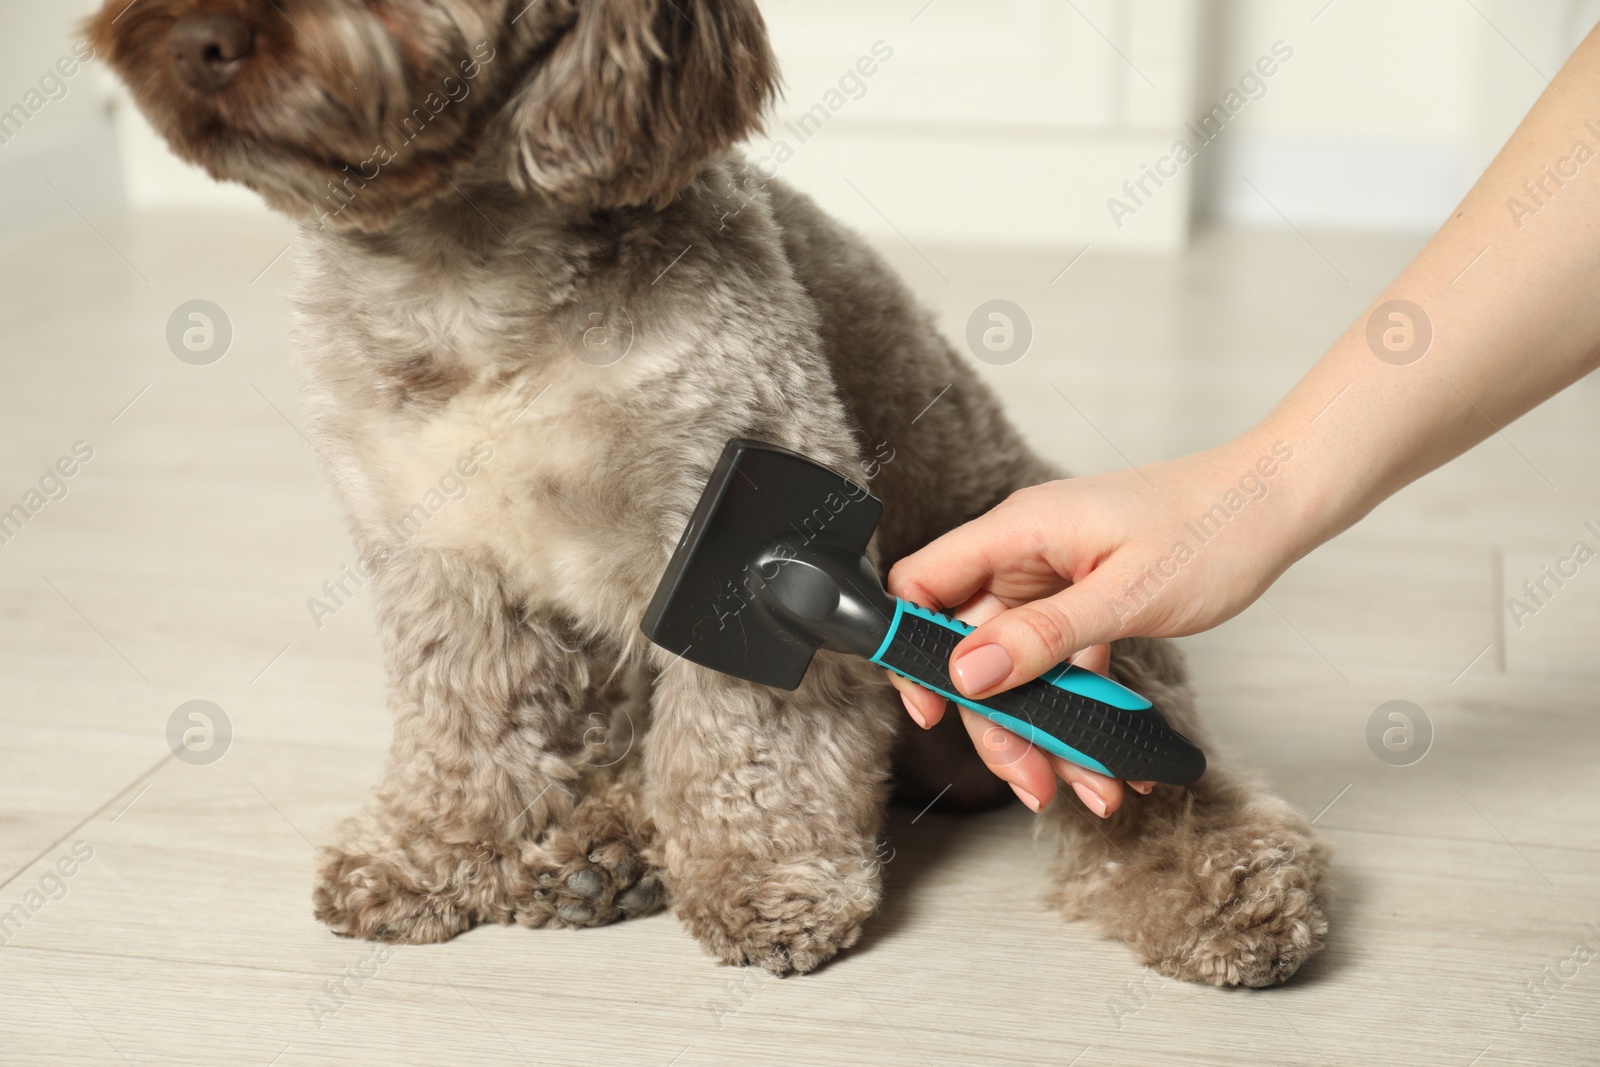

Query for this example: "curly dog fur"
[90,0,1329,986]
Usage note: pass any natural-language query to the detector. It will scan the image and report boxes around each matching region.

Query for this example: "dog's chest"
[293,202,814,628]
[305,277,680,622]
[374,369,653,593]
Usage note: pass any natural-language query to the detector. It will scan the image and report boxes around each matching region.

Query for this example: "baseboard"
[0,110,124,241]
[1203,136,1470,231]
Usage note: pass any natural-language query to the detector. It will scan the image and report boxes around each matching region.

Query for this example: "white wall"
[1200,0,1599,230]
[4,0,1598,244]
[0,0,123,234]
[0,2,101,138]
[746,0,1202,250]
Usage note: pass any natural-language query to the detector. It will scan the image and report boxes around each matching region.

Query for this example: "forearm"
[1260,25,1600,557]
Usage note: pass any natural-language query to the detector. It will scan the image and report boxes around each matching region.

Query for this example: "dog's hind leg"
[1042,638,1331,987]
[645,656,896,975]
[313,549,609,944]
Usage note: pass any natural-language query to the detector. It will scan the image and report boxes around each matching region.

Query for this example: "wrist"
[1209,421,1325,580]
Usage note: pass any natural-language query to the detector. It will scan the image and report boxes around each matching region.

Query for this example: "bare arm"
[1276,27,1600,555]
[888,25,1600,815]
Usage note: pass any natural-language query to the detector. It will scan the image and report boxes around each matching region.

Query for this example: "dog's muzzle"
[169,12,256,92]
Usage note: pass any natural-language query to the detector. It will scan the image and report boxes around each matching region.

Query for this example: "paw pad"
[616,877,660,916]
[565,870,605,900]
[520,837,663,929]
[558,903,596,923]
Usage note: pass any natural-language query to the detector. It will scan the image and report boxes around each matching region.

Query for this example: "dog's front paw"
[1136,822,1329,988]
[672,855,880,975]
[518,833,663,928]
[313,845,476,944]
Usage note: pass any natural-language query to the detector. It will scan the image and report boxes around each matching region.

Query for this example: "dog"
[90,0,1329,986]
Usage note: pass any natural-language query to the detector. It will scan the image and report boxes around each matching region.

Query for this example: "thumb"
[948,572,1128,698]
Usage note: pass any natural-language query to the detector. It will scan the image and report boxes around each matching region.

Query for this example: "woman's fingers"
[1068,641,1112,675]
[886,590,1012,728]
[886,520,999,618]
[895,682,1132,816]
[1047,755,1127,816]
[957,627,1129,815]
[888,672,947,728]
[955,706,1059,810]
[954,707,1129,816]
[948,571,1127,699]
[887,544,1136,816]
[889,595,1134,816]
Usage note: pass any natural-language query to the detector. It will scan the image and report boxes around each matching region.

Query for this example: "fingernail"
[1010,783,1042,813]
[1131,781,1154,795]
[1071,781,1109,817]
[900,692,927,729]
[952,644,1012,695]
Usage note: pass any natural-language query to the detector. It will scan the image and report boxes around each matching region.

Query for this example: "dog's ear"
[499,0,777,209]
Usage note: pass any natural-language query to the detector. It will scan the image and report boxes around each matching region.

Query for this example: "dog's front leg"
[313,548,597,943]
[645,654,897,974]
[1043,637,1331,986]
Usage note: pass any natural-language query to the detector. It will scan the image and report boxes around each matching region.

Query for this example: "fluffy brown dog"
[90,0,1329,986]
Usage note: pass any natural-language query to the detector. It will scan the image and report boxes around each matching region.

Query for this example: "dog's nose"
[169,13,255,92]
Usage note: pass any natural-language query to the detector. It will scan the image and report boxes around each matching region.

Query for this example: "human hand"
[887,434,1304,814]
[883,591,1155,817]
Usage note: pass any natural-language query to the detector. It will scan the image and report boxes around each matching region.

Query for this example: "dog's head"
[87,0,778,229]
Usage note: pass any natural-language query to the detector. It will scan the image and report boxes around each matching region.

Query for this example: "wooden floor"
[2,213,1597,1066]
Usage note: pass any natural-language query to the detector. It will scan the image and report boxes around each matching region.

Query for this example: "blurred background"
[4,3,1599,1065]
[7,0,1600,244]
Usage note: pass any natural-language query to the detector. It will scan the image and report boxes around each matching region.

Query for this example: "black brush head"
[641,439,883,689]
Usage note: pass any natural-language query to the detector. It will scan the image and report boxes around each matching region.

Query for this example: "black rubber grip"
[877,610,1206,785]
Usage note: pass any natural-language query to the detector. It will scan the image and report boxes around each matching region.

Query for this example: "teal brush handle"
[869,601,1206,785]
